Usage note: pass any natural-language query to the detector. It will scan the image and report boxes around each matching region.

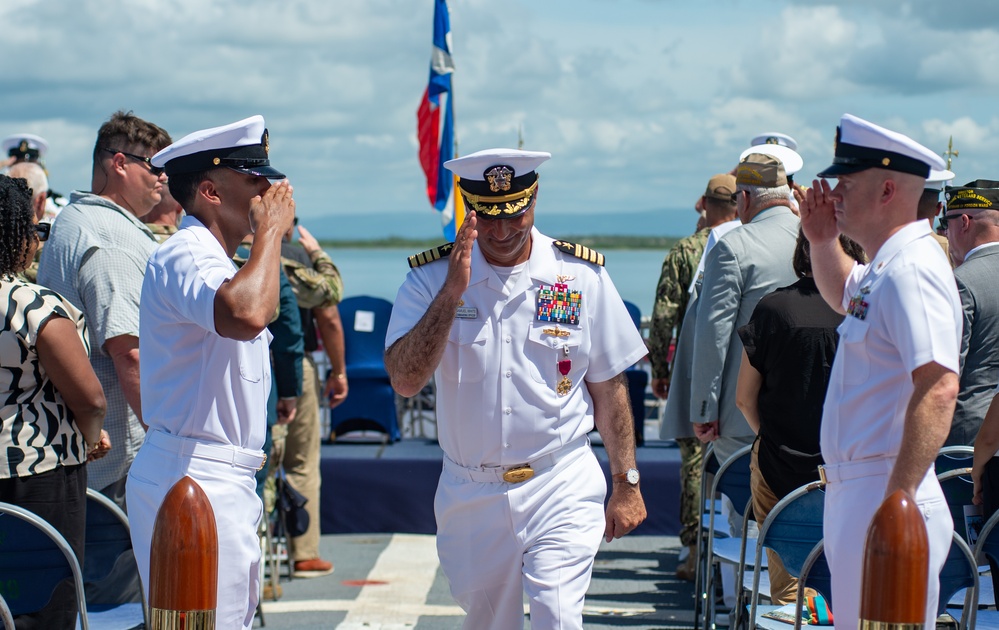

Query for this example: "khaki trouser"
[282,355,324,561]
[677,437,703,547]
[749,441,816,604]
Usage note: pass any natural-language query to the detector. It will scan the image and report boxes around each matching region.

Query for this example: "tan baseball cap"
[736,153,788,188]
[704,173,737,200]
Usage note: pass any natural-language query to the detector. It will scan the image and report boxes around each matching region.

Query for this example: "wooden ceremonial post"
[859,489,929,629]
[149,476,218,630]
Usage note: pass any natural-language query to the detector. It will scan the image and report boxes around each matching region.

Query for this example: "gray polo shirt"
[37,191,159,493]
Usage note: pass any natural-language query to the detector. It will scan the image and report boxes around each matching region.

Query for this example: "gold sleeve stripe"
[407,242,455,268]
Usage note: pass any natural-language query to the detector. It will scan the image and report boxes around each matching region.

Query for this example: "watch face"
[626,468,640,485]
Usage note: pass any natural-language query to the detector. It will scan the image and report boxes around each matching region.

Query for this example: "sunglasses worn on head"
[35,222,50,242]
[101,147,165,176]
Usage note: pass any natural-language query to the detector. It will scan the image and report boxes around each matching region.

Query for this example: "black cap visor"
[226,163,286,180]
[818,141,931,179]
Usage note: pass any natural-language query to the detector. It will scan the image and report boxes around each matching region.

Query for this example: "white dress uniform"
[127,215,271,630]
[820,220,960,629]
[386,228,646,630]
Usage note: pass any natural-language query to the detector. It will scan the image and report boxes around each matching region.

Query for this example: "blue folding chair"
[330,295,401,441]
[0,592,14,630]
[939,533,978,630]
[699,444,754,630]
[745,481,826,630]
[0,502,89,629]
[938,468,977,545]
[82,490,147,629]
[972,510,999,629]
[937,446,974,476]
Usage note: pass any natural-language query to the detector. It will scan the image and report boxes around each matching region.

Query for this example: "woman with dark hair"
[735,228,865,604]
[0,174,108,628]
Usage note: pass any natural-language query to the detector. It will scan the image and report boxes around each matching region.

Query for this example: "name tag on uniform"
[456,306,478,319]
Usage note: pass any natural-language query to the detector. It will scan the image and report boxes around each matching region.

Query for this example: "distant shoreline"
[317,235,681,250]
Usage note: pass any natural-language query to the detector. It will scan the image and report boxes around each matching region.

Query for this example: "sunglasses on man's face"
[101,147,165,176]
[34,222,51,242]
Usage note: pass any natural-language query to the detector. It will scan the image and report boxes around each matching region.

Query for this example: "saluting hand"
[443,210,478,299]
[296,224,321,255]
[250,180,296,237]
[798,179,840,245]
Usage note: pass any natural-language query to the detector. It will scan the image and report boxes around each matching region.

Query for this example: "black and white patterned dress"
[0,278,90,478]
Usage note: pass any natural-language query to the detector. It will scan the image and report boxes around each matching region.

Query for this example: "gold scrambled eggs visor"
[458,179,539,218]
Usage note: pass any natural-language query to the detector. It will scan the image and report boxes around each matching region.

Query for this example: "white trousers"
[126,431,264,630]
[435,446,607,630]
[824,468,953,629]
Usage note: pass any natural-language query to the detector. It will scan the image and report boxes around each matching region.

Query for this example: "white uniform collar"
[468,227,554,296]
[866,220,932,275]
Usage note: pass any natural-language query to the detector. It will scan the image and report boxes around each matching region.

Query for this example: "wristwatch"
[612,468,640,486]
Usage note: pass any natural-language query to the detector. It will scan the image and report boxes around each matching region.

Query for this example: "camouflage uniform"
[648,227,709,380]
[648,227,710,550]
[281,248,343,309]
[145,223,178,244]
[279,243,343,567]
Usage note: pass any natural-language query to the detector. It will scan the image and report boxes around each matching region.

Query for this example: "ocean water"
[326,246,667,319]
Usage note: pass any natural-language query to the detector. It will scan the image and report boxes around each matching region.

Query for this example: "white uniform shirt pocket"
[441,319,489,383]
[837,316,871,386]
[238,335,266,383]
[525,322,580,386]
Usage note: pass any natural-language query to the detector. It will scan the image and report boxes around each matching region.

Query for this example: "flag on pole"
[416,0,459,240]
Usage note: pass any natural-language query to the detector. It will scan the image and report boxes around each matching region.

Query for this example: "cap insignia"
[18,140,28,152]
[764,137,779,145]
[263,129,270,156]
[485,165,514,193]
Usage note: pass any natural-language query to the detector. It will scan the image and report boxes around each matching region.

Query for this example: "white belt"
[146,429,267,471]
[817,456,895,485]
[444,437,590,484]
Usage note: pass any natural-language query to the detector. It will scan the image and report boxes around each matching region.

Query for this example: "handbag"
[276,475,310,538]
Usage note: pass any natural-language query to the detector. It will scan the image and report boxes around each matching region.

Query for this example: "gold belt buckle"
[817,465,827,486]
[502,465,534,484]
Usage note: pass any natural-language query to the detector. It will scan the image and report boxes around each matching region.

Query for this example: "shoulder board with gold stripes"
[407,242,455,269]
[552,240,605,266]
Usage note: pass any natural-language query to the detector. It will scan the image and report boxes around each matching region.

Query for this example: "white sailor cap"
[151,115,285,179]
[445,148,551,218]
[818,113,945,179]
[750,132,798,151]
[739,143,803,177]
[2,133,48,162]
[925,168,955,192]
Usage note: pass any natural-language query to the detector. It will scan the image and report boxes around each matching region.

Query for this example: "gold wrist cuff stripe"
[859,621,924,630]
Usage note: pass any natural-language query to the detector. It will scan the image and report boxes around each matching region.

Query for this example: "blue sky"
[3,0,999,238]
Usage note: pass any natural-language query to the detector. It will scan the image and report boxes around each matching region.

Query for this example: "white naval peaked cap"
[445,149,551,219]
[818,113,946,179]
[925,168,955,191]
[2,133,48,161]
[750,132,798,151]
[151,115,285,179]
[444,148,551,180]
[739,143,803,176]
